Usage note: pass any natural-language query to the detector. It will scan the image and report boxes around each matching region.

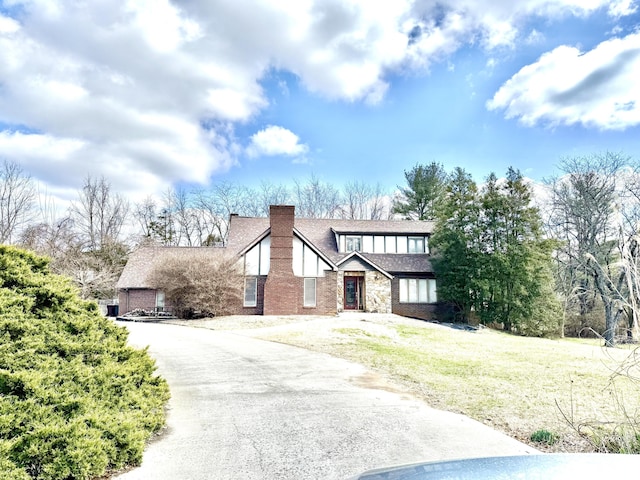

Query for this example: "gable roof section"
[336,251,393,278]
[116,246,227,289]
[293,227,337,270]
[235,227,270,257]
[226,215,269,254]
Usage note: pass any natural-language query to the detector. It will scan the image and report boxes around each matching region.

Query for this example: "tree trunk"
[603,300,616,347]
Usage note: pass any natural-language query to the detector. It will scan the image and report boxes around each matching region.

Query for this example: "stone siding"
[364,271,391,313]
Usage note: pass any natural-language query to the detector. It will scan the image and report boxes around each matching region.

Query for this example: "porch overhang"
[336,251,394,279]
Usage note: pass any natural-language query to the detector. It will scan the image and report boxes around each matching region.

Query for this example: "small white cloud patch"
[247,126,309,161]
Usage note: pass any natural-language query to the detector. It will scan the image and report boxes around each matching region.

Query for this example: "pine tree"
[393,162,447,220]
[431,168,481,322]
[433,167,561,335]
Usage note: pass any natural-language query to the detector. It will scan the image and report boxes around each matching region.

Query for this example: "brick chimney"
[263,205,299,315]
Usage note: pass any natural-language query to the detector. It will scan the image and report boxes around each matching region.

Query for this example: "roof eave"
[336,251,393,279]
[236,227,271,257]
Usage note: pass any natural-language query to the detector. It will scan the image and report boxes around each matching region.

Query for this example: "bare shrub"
[557,342,640,453]
[149,251,243,318]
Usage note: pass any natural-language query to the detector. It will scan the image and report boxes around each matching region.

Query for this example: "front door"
[344,276,363,310]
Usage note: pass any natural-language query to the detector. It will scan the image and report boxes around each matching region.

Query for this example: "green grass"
[268,319,640,451]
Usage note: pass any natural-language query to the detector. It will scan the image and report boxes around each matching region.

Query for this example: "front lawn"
[250,315,640,452]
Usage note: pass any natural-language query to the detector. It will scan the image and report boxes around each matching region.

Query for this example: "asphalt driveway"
[116,321,536,480]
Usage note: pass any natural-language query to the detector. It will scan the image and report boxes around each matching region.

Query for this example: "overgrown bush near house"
[0,245,169,479]
[149,252,243,318]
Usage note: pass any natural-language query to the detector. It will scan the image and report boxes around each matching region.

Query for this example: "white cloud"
[487,32,640,130]
[608,0,638,16]
[525,29,545,45]
[247,126,309,161]
[0,0,636,205]
[0,15,20,34]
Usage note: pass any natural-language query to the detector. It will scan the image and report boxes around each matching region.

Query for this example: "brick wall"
[390,278,437,321]
[262,205,337,316]
[302,271,338,315]
[263,205,299,315]
[118,289,159,314]
[237,276,267,315]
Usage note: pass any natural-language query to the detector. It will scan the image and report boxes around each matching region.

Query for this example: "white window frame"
[345,235,362,252]
[244,277,257,307]
[304,278,316,307]
[408,236,425,254]
[399,278,437,303]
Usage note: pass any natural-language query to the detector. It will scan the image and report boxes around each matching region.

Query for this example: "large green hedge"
[0,246,170,479]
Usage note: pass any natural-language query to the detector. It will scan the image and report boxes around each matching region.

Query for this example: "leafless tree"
[0,160,36,244]
[341,181,389,220]
[134,196,158,241]
[70,175,129,251]
[293,174,342,218]
[194,182,250,244]
[245,181,291,217]
[172,187,199,246]
[545,152,638,346]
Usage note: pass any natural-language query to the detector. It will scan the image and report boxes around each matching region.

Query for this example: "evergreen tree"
[478,168,561,333]
[431,168,481,322]
[433,167,562,335]
[393,162,447,220]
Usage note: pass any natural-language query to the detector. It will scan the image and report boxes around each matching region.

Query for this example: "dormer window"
[408,236,425,253]
[346,236,362,252]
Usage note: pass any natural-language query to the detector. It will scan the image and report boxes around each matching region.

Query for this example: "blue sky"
[0,0,639,208]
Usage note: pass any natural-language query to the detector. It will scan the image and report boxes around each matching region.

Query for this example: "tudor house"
[116,205,437,320]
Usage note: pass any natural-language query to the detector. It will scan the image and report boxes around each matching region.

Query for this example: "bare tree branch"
[0,160,36,243]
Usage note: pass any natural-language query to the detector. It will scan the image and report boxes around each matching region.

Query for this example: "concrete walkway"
[116,321,536,480]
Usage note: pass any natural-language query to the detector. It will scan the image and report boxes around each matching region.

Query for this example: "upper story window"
[346,236,362,252]
[408,236,425,253]
[339,234,429,254]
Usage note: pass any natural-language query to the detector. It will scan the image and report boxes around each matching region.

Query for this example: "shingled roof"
[358,253,433,274]
[116,246,227,289]
[226,214,434,274]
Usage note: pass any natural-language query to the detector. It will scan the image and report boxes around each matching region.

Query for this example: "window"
[399,278,437,303]
[408,237,425,253]
[244,277,257,307]
[346,236,362,252]
[373,236,385,253]
[156,291,165,312]
[385,236,396,253]
[304,278,316,307]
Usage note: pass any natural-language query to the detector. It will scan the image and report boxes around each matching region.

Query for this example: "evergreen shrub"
[0,246,170,479]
